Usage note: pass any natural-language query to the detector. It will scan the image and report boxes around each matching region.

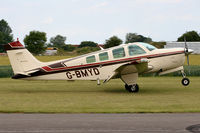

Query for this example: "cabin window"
[112,47,125,58]
[128,45,146,56]
[86,55,96,63]
[99,52,109,61]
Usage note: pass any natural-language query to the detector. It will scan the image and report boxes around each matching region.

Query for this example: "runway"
[0,113,199,133]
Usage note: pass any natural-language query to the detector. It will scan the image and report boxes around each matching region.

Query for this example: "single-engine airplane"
[4,39,193,93]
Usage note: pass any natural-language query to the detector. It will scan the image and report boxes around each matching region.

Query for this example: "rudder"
[4,40,44,76]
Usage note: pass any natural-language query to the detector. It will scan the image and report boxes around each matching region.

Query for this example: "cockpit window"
[128,45,146,56]
[139,42,156,51]
[112,47,125,58]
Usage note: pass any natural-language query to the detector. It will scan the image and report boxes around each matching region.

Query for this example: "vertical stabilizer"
[4,40,44,75]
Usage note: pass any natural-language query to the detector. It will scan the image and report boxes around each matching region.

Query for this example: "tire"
[182,78,190,86]
[125,84,139,93]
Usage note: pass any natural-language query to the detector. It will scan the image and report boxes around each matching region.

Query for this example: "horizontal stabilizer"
[4,40,25,51]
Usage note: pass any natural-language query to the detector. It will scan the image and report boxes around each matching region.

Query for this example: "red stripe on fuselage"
[41,50,184,72]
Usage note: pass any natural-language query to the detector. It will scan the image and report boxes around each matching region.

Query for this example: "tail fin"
[4,40,44,75]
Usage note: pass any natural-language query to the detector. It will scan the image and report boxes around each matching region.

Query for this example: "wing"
[103,58,151,84]
[116,58,149,75]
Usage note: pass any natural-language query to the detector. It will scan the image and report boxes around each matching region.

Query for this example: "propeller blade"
[187,55,191,75]
[184,36,188,53]
[184,37,191,75]
[187,55,189,66]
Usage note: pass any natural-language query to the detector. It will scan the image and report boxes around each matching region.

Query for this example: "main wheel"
[182,78,190,86]
[125,84,139,93]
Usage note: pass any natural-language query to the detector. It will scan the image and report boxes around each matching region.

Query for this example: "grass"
[35,55,74,62]
[0,54,200,65]
[0,77,200,113]
[0,56,9,66]
[188,54,200,65]
[0,56,73,65]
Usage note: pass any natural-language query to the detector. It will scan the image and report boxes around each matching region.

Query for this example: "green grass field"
[0,54,200,65]
[0,56,73,66]
[0,77,200,113]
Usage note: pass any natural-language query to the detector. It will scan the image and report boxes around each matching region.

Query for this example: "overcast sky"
[1,0,200,44]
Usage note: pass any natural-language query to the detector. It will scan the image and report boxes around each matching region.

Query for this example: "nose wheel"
[181,70,190,86]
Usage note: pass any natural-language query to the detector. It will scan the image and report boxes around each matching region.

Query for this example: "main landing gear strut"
[181,70,190,86]
[125,84,139,93]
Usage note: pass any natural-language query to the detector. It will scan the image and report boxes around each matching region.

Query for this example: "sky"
[0,0,200,44]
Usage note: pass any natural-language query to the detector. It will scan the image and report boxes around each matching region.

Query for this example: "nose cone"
[188,49,194,54]
[184,48,194,55]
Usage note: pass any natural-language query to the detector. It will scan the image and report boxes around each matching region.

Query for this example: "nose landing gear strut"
[181,70,190,86]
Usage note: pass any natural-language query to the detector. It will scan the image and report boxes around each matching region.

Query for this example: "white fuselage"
[25,43,185,81]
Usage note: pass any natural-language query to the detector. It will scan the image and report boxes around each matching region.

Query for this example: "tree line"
[1,19,200,55]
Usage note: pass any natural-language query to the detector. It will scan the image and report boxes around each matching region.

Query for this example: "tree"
[150,42,166,48]
[177,31,200,41]
[125,33,152,43]
[77,47,100,54]
[0,19,13,52]
[24,31,47,55]
[62,44,76,51]
[50,35,66,48]
[78,41,98,48]
[104,36,123,48]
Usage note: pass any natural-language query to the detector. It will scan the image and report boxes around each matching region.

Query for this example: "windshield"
[139,42,157,51]
[128,45,146,56]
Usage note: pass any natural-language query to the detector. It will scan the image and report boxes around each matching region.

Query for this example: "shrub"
[0,66,13,78]
[76,47,100,54]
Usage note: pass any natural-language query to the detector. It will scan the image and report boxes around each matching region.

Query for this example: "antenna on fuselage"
[98,45,104,50]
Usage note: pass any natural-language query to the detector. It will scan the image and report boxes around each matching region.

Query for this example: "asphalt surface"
[0,113,200,133]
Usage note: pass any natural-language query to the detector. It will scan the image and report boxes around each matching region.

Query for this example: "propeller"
[184,37,192,75]
[184,37,190,66]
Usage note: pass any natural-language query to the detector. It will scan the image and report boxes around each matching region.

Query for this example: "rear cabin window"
[86,55,96,63]
[112,47,125,58]
[99,52,109,61]
[128,45,146,56]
